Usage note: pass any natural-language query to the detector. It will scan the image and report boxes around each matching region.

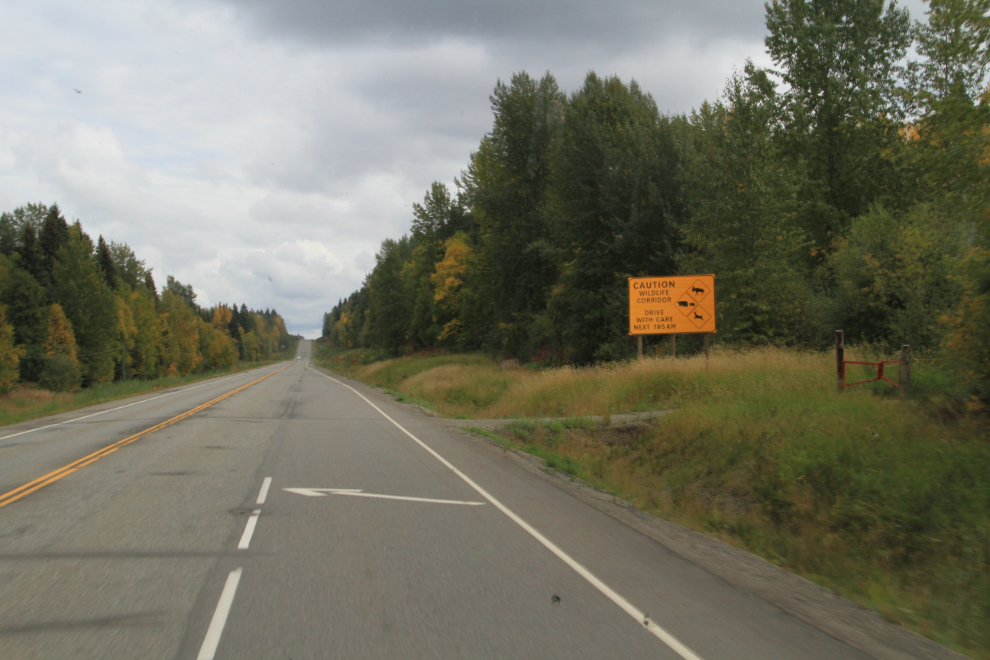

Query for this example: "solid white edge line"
[306,366,704,660]
[237,510,262,550]
[197,567,243,660]
[256,477,272,504]
[0,364,281,443]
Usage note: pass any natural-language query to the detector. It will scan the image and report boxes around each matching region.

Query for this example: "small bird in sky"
[74,88,82,93]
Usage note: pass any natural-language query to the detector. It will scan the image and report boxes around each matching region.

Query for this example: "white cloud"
[239,239,342,298]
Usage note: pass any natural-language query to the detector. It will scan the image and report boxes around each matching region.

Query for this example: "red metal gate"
[841,360,901,390]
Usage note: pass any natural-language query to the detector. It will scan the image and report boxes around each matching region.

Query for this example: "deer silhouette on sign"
[693,311,704,320]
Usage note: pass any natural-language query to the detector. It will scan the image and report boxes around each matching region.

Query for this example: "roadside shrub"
[39,356,82,392]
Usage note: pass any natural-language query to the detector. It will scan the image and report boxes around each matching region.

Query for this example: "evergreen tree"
[38,204,70,286]
[0,203,49,257]
[239,304,256,335]
[0,215,18,257]
[366,238,414,354]
[50,228,118,384]
[1,264,48,382]
[96,236,117,290]
[461,72,564,354]
[229,303,243,344]
[17,224,42,283]
[144,271,158,300]
[71,220,95,253]
[547,73,685,362]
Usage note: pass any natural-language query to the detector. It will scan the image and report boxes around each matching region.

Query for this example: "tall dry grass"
[393,346,835,418]
[322,346,899,419]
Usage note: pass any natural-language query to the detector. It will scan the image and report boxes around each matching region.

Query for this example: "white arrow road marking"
[282,488,361,497]
[283,488,484,506]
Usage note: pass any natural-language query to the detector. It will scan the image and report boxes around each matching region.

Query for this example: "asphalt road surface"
[0,340,960,659]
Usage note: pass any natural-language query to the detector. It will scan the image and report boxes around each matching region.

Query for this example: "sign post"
[629,275,716,356]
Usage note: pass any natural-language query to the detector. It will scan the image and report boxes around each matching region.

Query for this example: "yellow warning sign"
[628,275,716,335]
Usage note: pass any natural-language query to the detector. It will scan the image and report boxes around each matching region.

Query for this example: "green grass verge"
[0,354,294,429]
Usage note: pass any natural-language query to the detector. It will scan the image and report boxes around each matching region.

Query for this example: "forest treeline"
[322,0,990,396]
[0,203,292,393]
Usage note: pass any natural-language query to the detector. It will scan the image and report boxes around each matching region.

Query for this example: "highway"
[0,340,964,659]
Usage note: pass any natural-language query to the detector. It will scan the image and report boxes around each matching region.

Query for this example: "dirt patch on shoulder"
[490,417,659,449]
[596,419,654,447]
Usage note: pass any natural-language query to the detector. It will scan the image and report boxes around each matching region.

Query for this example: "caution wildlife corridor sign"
[628,275,716,335]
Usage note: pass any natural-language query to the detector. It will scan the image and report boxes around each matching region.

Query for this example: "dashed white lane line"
[307,366,704,660]
[197,567,243,660]
[237,510,262,550]
[256,477,272,504]
[0,367,276,443]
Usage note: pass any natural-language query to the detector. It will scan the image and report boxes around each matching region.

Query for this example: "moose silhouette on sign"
[692,286,706,295]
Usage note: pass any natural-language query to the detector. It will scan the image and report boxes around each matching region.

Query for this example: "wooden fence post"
[900,345,911,398]
[836,330,844,393]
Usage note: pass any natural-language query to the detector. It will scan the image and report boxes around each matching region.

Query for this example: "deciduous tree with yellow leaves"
[40,303,81,392]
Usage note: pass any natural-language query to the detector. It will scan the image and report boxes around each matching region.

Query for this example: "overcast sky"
[0,0,926,338]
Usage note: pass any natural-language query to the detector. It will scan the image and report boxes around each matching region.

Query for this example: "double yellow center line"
[0,364,290,510]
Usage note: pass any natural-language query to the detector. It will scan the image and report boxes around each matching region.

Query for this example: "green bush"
[39,356,82,392]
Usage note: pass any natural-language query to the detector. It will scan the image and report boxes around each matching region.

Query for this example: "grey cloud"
[218,0,768,51]
[237,39,494,195]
